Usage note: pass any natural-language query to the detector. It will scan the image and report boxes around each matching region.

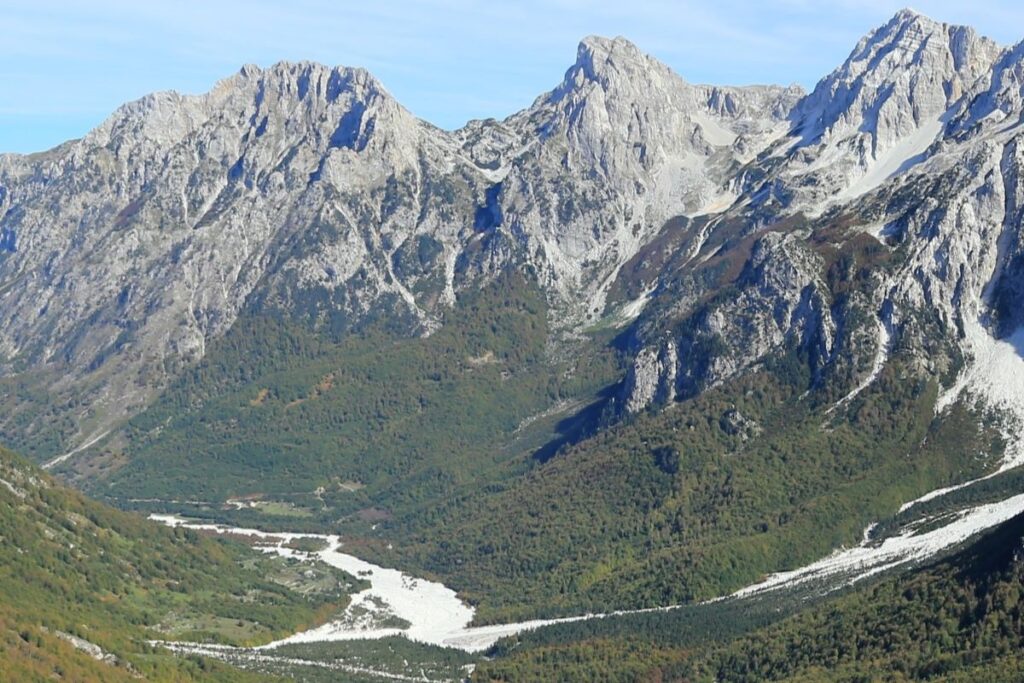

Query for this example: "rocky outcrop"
[621,232,835,411]
[5,10,1024,462]
[619,14,1024,423]
[0,38,802,454]
[754,9,1002,212]
[622,340,679,413]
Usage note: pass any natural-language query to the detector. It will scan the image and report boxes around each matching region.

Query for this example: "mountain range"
[4,7,1024,681]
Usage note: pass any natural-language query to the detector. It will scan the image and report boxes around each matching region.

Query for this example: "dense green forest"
[472,509,1024,681]
[686,507,1024,682]
[380,349,1002,622]
[0,445,363,682]
[88,272,622,517]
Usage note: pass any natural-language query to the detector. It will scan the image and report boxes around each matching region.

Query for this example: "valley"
[140,458,1024,681]
[4,6,1024,681]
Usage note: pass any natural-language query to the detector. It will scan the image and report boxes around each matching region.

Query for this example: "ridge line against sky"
[3,0,1024,154]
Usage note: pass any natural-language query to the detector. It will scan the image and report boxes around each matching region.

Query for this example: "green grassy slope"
[0,445,362,682]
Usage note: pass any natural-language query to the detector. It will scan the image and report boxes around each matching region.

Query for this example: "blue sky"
[3,1,1024,154]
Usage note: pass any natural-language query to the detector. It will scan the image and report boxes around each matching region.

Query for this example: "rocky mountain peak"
[547,34,688,113]
[886,7,941,38]
[568,35,657,88]
[949,40,1024,138]
[750,10,1004,210]
[0,56,461,452]
[486,35,800,328]
[232,60,389,104]
[81,59,415,160]
[795,9,999,146]
[535,33,796,171]
[230,60,423,160]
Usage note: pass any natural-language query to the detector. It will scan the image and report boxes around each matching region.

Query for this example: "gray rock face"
[621,230,836,410]
[467,36,801,323]
[754,9,1002,212]
[622,340,679,413]
[618,11,1024,429]
[4,10,1024,463]
[0,62,481,443]
[0,39,800,453]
